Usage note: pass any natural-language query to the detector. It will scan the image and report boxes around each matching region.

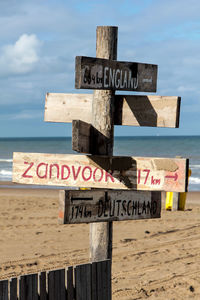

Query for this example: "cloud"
[0,34,41,76]
[0,0,200,137]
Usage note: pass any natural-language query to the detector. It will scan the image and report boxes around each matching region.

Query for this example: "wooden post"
[90,26,118,261]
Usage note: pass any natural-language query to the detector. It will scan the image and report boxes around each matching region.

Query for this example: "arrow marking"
[71,197,93,202]
[165,173,178,181]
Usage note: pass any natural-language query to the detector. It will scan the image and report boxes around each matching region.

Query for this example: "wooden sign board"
[58,190,161,224]
[45,93,181,128]
[12,152,189,192]
[75,56,158,92]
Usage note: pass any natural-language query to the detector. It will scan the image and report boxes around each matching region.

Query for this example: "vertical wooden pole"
[90,26,118,261]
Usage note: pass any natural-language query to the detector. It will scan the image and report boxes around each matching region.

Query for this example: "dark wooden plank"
[39,272,47,300]
[72,120,109,155]
[75,265,81,300]
[59,270,66,300]
[45,93,181,129]
[75,263,92,300]
[67,266,74,300]
[106,260,112,300]
[48,269,66,300]
[96,260,111,300]
[96,261,102,299]
[10,278,17,300]
[91,262,97,300]
[13,152,189,192]
[59,189,161,224]
[19,274,38,300]
[85,264,92,300]
[48,271,55,300]
[0,280,8,300]
[75,56,157,92]
[72,120,92,154]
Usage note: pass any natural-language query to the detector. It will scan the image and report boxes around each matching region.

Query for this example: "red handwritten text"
[22,161,115,183]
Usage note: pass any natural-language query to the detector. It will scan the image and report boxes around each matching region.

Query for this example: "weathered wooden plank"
[91,262,97,300]
[19,274,38,300]
[45,94,181,128]
[96,260,111,300]
[13,152,189,192]
[10,278,17,300]
[39,272,47,300]
[58,190,161,224]
[72,120,93,154]
[67,267,74,300]
[106,260,111,300]
[72,120,107,154]
[0,280,8,300]
[75,263,92,300]
[96,260,110,300]
[114,95,181,128]
[48,269,66,300]
[75,56,157,92]
[44,93,92,124]
[91,260,111,300]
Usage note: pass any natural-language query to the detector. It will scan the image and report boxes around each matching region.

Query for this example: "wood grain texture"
[72,120,93,154]
[114,95,181,128]
[44,93,92,123]
[72,120,108,154]
[48,269,65,300]
[45,93,181,128]
[19,274,38,300]
[67,267,74,300]
[0,280,8,300]
[39,272,47,300]
[75,56,157,92]
[90,26,118,263]
[58,190,161,224]
[10,278,17,300]
[12,152,189,192]
[96,260,111,300]
[0,261,110,300]
[75,263,92,300]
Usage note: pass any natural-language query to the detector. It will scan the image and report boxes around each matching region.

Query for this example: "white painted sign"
[12,152,189,192]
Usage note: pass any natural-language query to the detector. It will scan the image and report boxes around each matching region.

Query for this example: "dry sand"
[0,183,200,299]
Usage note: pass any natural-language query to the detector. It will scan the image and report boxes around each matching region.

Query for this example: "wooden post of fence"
[90,26,118,261]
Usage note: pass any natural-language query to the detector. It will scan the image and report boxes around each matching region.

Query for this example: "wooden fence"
[0,259,111,300]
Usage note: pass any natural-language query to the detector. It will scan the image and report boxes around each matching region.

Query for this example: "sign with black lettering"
[75,56,158,92]
[58,190,161,224]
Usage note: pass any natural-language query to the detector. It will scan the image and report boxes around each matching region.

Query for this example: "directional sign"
[45,93,181,128]
[58,190,161,224]
[12,152,189,192]
[75,56,158,92]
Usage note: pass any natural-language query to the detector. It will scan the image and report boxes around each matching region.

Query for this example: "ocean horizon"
[0,135,199,191]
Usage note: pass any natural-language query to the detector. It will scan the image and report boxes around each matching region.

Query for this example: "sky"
[0,0,200,137]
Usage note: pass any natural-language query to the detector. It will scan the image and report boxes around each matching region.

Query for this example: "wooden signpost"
[75,56,157,92]
[58,190,161,224]
[13,152,188,192]
[12,26,189,274]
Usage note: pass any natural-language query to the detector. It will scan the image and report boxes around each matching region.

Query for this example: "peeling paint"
[154,159,178,172]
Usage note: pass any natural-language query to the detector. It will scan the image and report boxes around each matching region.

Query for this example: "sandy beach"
[0,183,200,299]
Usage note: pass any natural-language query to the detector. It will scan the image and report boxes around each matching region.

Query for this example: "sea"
[0,136,199,191]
